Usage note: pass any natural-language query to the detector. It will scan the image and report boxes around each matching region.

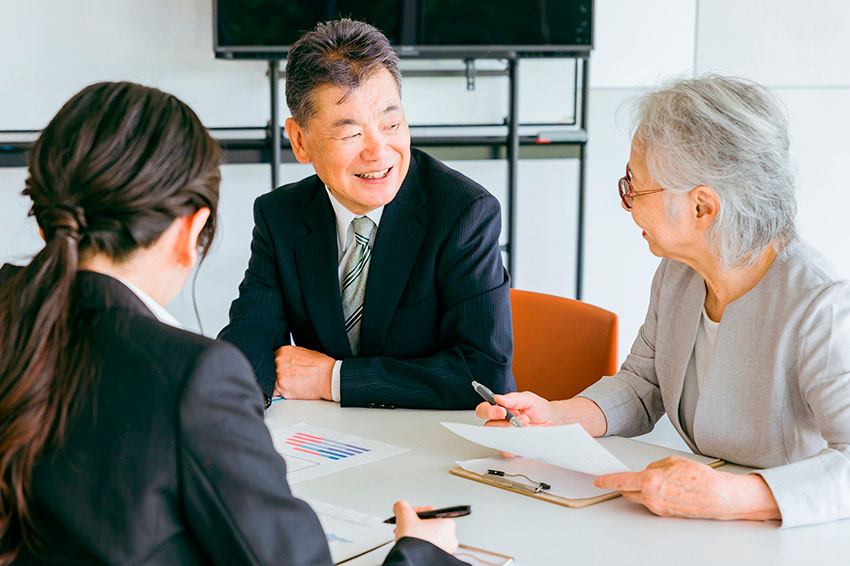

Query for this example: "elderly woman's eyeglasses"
[618,165,665,210]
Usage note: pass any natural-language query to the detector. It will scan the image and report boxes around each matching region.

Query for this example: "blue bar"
[292,440,355,458]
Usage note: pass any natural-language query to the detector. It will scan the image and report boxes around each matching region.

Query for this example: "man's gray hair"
[285,18,401,126]
[634,75,797,268]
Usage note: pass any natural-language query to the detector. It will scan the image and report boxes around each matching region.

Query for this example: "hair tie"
[41,204,87,242]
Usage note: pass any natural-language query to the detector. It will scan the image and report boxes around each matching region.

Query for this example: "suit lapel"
[664,272,706,436]
[294,183,353,358]
[360,158,427,355]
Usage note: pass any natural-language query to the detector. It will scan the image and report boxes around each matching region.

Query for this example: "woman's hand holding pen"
[475,392,609,438]
[391,500,458,555]
[475,392,558,457]
[475,391,557,428]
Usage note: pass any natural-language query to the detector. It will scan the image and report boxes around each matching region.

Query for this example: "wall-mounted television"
[214,0,593,59]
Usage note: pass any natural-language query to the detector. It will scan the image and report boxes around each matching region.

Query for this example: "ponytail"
[0,207,94,563]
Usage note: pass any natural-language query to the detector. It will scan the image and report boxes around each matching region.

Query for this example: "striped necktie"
[341,216,375,356]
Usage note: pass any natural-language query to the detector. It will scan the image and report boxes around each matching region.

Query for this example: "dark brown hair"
[285,18,401,125]
[0,81,220,563]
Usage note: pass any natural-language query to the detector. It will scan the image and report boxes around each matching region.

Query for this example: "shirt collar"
[109,274,184,329]
[325,186,383,252]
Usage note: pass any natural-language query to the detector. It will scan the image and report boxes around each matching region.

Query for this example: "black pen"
[471,380,523,427]
[383,505,471,524]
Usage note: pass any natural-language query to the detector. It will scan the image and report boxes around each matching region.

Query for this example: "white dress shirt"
[325,186,383,403]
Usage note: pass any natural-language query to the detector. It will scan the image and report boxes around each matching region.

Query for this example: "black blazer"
[1,265,462,565]
[219,148,515,408]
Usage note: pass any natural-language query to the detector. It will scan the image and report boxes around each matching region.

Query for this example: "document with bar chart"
[268,423,408,483]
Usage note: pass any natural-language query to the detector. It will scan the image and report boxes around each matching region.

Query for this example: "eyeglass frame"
[618,164,665,210]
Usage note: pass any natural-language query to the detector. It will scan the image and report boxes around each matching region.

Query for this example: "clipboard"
[450,466,619,508]
[450,437,725,509]
[454,543,514,565]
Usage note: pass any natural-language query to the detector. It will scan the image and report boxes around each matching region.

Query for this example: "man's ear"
[175,207,211,268]
[285,117,312,165]
[690,186,719,230]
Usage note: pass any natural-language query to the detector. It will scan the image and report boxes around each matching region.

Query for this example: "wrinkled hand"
[474,391,556,428]
[474,391,556,458]
[273,345,334,400]
[594,456,780,521]
[392,500,458,556]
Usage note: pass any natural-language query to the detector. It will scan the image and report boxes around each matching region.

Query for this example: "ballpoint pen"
[471,381,523,427]
[383,505,472,524]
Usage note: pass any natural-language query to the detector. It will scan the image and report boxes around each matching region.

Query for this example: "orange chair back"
[510,289,618,401]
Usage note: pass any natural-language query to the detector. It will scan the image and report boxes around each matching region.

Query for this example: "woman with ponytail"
[0,82,462,565]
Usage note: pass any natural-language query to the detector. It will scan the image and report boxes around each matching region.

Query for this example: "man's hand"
[273,345,335,400]
[594,456,781,521]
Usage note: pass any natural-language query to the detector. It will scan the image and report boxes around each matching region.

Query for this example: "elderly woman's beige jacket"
[581,240,850,527]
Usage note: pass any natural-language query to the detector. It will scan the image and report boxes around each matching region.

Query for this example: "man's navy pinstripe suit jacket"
[219,148,516,408]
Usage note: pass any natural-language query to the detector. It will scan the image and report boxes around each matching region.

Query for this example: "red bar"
[291,446,323,457]
[293,433,326,442]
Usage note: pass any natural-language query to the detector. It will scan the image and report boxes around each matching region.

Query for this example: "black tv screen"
[214,0,593,59]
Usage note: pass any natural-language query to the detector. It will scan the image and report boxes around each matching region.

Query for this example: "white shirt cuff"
[331,359,342,403]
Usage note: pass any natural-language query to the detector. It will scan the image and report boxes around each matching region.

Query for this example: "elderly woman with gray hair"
[476,75,850,527]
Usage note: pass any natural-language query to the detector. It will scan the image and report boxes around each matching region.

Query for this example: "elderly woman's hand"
[594,456,781,521]
[474,391,555,428]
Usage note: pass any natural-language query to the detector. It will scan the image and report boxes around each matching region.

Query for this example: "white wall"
[584,0,850,365]
[2,1,849,395]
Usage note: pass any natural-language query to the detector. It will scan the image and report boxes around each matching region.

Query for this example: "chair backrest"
[510,289,618,401]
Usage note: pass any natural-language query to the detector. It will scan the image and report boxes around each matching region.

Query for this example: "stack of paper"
[442,422,720,501]
[304,499,394,564]
[440,422,631,476]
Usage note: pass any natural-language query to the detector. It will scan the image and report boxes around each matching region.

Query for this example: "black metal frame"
[0,56,590,298]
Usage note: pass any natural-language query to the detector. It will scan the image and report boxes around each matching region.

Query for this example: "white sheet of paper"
[441,421,631,476]
[268,423,407,483]
[304,499,395,565]
[596,436,717,471]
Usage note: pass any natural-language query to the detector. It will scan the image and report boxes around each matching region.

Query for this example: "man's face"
[285,68,411,215]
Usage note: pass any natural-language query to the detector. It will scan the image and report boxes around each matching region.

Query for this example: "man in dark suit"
[219,19,515,409]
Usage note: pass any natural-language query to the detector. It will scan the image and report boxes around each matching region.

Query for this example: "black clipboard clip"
[486,469,551,494]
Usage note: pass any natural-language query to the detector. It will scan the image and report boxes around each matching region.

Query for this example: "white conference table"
[265,401,850,565]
